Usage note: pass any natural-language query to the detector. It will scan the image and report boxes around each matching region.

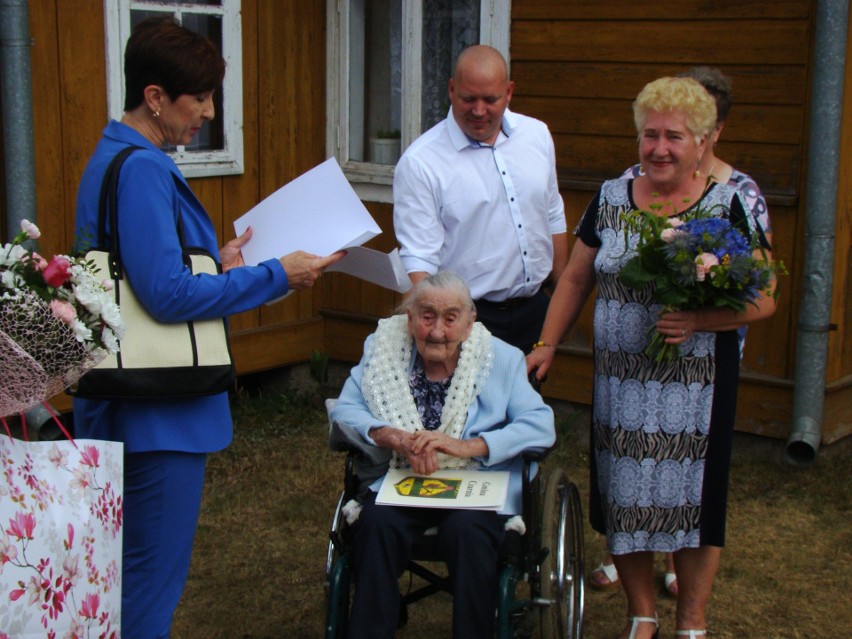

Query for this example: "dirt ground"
[170,375,852,638]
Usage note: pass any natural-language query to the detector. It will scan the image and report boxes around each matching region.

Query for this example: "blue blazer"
[72,121,290,454]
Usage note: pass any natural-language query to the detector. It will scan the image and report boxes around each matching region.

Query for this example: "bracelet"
[531,341,554,351]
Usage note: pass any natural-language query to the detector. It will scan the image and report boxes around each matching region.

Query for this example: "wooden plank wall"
[509,0,851,441]
[20,0,329,410]
[323,202,405,361]
[7,0,849,439]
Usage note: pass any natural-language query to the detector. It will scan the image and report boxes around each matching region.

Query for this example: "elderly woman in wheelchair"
[327,272,568,638]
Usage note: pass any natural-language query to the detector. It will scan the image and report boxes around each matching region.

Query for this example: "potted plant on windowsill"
[369,129,401,165]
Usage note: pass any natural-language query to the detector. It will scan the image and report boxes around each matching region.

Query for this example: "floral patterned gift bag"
[0,433,123,638]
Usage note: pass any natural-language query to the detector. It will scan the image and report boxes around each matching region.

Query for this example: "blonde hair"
[633,77,717,144]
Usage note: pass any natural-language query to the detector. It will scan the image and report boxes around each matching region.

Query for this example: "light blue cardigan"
[72,120,290,454]
[330,330,556,515]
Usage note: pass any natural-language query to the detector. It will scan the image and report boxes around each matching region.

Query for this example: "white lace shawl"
[360,314,494,470]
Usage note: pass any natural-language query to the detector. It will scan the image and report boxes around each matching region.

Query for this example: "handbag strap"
[97,145,191,278]
[97,145,140,278]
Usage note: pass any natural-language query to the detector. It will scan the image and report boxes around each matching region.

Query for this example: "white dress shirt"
[393,108,566,301]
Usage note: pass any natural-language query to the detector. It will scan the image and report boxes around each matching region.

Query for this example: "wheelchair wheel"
[324,492,346,592]
[324,492,352,639]
[538,468,585,639]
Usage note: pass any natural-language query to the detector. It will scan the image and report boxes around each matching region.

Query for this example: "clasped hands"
[372,427,485,476]
[219,226,346,288]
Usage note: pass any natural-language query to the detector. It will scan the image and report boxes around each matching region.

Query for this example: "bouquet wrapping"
[618,203,780,362]
[0,221,124,416]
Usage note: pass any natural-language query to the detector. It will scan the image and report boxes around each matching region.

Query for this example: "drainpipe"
[0,0,37,242]
[786,0,848,466]
[2,1,67,429]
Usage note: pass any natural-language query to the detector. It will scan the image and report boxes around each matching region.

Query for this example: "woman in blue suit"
[73,17,343,638]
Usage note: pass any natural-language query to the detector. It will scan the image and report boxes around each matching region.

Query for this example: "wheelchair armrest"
[328,419,393,466]
[520,444,554,492]
[518,445,555,574]
[522,444,554,465]
[326,398,393,466]
[326,399,392,501]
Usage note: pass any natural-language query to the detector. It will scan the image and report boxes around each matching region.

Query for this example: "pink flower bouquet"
[0,220,125,416]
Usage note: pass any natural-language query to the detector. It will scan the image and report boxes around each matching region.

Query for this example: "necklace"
[707,159,717,182]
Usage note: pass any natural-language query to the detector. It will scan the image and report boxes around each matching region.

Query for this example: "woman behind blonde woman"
[527,77,776,638]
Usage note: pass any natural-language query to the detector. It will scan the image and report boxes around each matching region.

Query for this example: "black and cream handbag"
[72,146,235,400]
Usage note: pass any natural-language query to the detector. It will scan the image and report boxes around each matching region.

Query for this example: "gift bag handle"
[1,402,76,446]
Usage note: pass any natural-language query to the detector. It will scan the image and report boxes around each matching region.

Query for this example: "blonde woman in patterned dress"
[527,77,776,639]
[593,65,774,599]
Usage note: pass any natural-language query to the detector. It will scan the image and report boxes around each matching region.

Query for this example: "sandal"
[664,571,679,598]
[675,631,706,638]
[627,614,659,639]
[590,560,621,592]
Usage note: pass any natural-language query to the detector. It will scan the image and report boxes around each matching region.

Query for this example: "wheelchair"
[323,412,585,638]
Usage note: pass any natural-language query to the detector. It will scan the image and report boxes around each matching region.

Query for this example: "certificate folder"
[376,468,510,511]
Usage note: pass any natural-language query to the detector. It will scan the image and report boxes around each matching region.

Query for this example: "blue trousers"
[347,493,506,639]
[122,451,207,639]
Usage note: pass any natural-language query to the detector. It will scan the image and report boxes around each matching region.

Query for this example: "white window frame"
[326,0,511,202]
[104,0,244,178]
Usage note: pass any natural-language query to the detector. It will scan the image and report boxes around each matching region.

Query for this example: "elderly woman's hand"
[410,431,488,462]
[370,426,440,475]
[220,226,252,272]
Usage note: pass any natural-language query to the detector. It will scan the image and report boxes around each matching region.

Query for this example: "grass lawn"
[171,371,851,638]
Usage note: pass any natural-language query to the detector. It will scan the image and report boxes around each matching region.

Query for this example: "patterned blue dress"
[577,178,766,553]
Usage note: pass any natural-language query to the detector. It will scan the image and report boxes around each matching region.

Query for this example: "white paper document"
[376,469,510,511]
[233,158,410,292]
[326,246,411,293]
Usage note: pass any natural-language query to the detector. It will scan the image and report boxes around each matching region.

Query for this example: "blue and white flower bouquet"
[618,204,782,362]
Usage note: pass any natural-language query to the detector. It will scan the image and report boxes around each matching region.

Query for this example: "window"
[104,0,244,178]
[327,0,511,202]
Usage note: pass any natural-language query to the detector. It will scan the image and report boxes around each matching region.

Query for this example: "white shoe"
[590,560,621,592]
[628,614,659,639]
[663,571,679,598]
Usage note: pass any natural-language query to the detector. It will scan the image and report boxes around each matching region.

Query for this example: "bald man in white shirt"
[394,45,568,353]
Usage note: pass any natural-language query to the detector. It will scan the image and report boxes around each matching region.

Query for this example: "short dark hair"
[123,16,225,111]
[680,66,732,124]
